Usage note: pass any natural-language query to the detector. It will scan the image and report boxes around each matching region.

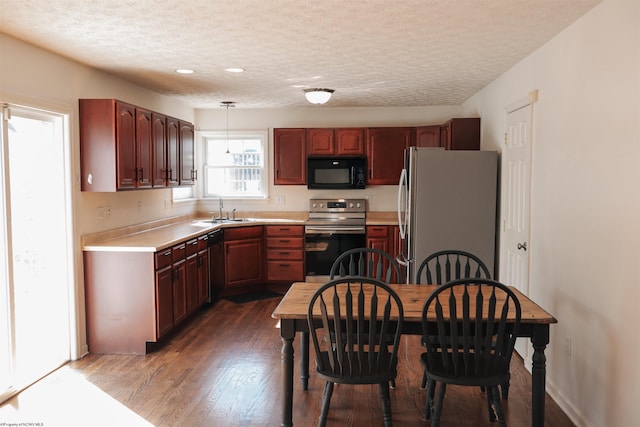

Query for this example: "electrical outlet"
[275,195,285,205]
[105,206,111,220]
[98,206,105,220]
[564,336,572,357]
[138,201,142,213]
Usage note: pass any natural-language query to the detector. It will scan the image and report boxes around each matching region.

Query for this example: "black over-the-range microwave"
[307,156,367,189]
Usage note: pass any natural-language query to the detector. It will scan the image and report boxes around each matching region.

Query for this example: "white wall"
[1,33,195,357]
[462,0,640,425]
[194,106,461,213]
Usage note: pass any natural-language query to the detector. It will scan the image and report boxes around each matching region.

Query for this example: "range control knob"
[349,202,354,208]
[312,202,317,209]
[356,202,361,208]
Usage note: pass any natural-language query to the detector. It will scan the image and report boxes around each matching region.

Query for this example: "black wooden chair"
[330,247,402,388]
[420,278,521,426]
[307,277,404,427]
[416,250,494,390]
[415,249,492,285]
[330,247,401,284]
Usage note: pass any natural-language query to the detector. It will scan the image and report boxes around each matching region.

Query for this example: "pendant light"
[221,101,235,154]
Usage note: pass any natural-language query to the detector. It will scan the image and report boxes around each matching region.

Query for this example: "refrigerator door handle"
[397,168,408,240]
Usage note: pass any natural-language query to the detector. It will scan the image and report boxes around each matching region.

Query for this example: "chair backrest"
[416,250,491,284]
[421,278,521,378]
[330,247,401,284]
[307,277,404,379]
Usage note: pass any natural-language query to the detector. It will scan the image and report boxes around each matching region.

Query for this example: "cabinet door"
[307,128,334,155]
[166,117,180,186]
[152,112,168,187]
[444,118,480,150]
[336,128,365,155]
[155,267,174,338]
[172,260,187,325]
[366,127,411,185]
[197,250,210,305]
[274,128,306,185]
[116,101,137,189]
[185,254,199,315]
[415,125,441,148]
[179,121,196,185]
[224,238,263,287]
[135,108,153,188]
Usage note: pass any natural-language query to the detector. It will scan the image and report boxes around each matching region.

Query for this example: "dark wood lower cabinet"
[223,226,263,292]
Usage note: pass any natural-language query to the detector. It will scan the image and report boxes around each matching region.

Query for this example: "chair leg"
[423,378,436,420]
[501,375,510,399]
[318,381,334,427]
[431,382,446,427]
[421,369,427,389]
[378,382,393,427]
[490,385,507,426]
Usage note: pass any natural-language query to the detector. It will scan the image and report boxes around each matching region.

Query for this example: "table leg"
[530,325,550,427]
[280,320,295,427]
[300,331,309,390]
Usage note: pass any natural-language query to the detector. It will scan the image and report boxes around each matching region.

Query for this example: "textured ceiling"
[0,0,602,109]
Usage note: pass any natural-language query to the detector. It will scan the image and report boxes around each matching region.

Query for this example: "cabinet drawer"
[266,260,304,282]
[224,225,263,240]
[265,225,304,237]
[172,243,186,263]
[155,248,173,270]
[267,249,304,261]
[186,238,199,256]
[367,226,389,237]
[266,237,304,249]
[198,234,209,251]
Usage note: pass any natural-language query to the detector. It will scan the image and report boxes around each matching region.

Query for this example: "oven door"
[305,229,366,279]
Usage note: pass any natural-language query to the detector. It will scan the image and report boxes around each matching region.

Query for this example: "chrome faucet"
[232,208,237,220]
[219,197,224,220]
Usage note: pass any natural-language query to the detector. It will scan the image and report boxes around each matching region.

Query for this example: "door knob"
[517,242,527,251]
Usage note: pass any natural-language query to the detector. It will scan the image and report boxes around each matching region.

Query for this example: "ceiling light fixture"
[221,101,235,154]
[225,67,245,73]
[304,88,334,105]
[175,68,195,74]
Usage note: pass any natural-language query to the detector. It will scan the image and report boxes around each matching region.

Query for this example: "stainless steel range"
[305,198,367,281]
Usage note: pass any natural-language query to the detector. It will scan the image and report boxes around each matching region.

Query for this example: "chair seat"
[421,352,510,387]
[316,351,398,385]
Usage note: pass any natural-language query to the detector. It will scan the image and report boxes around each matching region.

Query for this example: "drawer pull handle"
[279,264,290,267]
[279,252,290,255]
[163,251,171,257]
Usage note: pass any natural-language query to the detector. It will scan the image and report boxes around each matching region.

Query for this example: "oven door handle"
[305,226,366,234]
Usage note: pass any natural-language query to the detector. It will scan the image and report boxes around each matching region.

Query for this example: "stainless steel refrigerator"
[397,147,498,283]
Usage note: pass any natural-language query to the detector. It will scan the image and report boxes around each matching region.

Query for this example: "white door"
[0,104,72,403]
[500,102,533,362]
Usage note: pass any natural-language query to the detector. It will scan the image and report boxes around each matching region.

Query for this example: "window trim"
[199,129,268,200]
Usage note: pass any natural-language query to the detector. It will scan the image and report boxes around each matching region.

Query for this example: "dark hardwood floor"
[1,293,574,426]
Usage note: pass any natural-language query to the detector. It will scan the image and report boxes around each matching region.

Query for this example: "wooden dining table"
[272,281,557,427]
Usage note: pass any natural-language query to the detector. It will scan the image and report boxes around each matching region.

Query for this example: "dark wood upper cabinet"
[414,125,441,148]
[366,127,412,185]
[115,101,137,190]
[166,117,180,187]
[307,128,365,156]
[274,128,306,185]
[179,121,196,185]
[152,112,168,187]
[135,107,153,189]
[80,99,194,191]
[440,118,480,150]
[336,128,365,155]
[307,128,334,156]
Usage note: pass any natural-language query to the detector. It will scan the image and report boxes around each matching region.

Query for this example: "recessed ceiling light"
[175,69,195,74]
[225,67,245,73]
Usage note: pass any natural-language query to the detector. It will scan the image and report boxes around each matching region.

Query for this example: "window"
[202,130,267,198]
